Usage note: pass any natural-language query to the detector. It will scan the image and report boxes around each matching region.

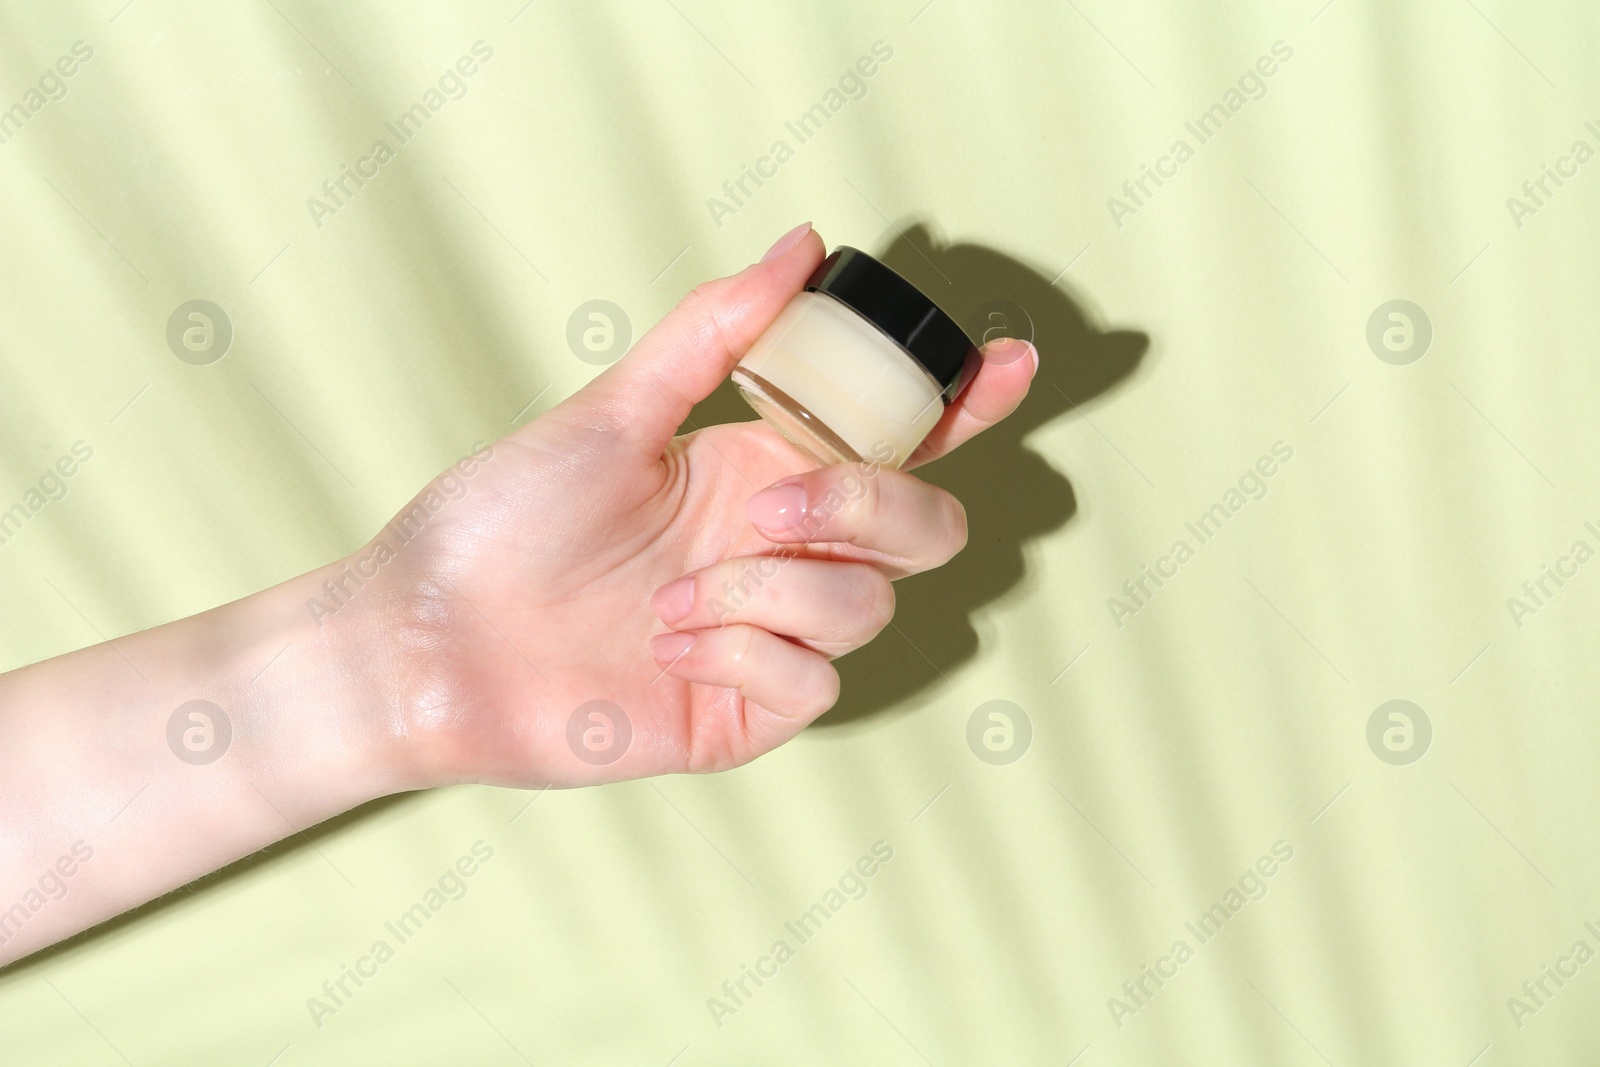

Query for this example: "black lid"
[806,247,977,400]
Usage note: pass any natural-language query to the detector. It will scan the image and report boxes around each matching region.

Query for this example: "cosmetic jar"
[732,246,978,469]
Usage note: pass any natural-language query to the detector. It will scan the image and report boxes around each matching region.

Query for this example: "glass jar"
[732,246,977,469]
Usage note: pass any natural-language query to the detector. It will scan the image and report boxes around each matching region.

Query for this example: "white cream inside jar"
[731,246,977,469]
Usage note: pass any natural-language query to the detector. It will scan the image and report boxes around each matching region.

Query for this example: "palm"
[383,414,818,787]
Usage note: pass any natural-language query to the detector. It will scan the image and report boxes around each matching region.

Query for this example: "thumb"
[555,223,824,457]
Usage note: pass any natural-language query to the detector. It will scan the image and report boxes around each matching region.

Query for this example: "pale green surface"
[2,0,1599,1062]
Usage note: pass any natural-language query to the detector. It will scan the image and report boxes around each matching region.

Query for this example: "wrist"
[0,551,419,958]
[220,556,425,804]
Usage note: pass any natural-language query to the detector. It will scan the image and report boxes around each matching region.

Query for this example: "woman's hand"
[362,223,1038,789]
[0,224,1033,965]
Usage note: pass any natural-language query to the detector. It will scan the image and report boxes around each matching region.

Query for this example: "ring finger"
[650,556,895,656]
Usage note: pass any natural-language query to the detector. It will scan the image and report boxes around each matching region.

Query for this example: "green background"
[3,0,1598,1062]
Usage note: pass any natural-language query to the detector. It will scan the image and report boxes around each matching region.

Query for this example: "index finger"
[903,337,1038,469]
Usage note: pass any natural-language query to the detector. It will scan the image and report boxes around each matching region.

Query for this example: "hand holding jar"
[0,222,1037,965]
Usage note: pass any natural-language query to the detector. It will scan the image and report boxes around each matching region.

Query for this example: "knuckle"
[729,622,759,667]
[845,564,895,641]
[830,463,882,537]
[680,284,728,348]
[803,659,842,719]
[937,493,969,565]
[865,565,897,624]
[682,281,749,359]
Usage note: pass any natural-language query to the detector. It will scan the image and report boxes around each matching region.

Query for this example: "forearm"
[0,556,407,966]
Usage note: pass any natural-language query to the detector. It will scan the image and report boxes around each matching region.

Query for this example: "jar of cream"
[732,246,978,469]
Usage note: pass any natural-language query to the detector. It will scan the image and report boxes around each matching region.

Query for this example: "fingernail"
[650,631,696,665]
[984,337,1036,369]
[760,222,812,263]
[746,482,808,536]
[651,576,696,625]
